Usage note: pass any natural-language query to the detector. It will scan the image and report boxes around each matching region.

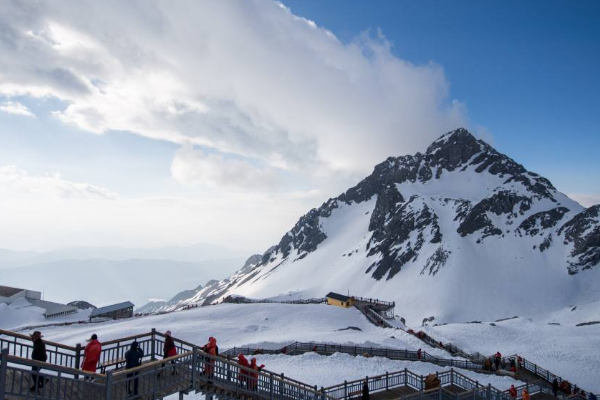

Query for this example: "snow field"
[33,303,450,359]
[423,305,600,392]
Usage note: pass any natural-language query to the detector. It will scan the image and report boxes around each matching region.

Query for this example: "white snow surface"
[28,304,449,359]
[423,300,600,392]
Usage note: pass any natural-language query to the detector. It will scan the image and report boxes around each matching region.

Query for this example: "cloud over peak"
[0,0,466,191]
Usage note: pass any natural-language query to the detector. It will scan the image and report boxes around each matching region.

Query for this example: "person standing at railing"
[249,357,265,391]
[237,353,250,388]
[552,378,559,397]
[588,391,598,400]
[81,334,101,378]
[158,330,177,378]
[508,385,517,399]
[417,348,422,359]
[201,336,218,379]
[125,340,144,397]
[522,389,530,400]
[362,380,370,400]
[29,330,47,392]
[494,352,502,371]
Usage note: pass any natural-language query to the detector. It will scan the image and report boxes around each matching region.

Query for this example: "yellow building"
[326,292,355,308]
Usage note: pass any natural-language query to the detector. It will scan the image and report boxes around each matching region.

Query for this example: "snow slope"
[423,300,600,391]
[165,129,600,325]
[27,304,449,358]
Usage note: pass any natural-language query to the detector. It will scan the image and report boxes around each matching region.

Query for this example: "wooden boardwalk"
[369,385,417,400]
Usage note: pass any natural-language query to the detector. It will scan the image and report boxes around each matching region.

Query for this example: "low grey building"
[0,285,42,305]
[90,301,134,321]
[30,299,79,319]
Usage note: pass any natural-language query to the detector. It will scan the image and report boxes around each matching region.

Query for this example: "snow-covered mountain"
[147,129,600,324]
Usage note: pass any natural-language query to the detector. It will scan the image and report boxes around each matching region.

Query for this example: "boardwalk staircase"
[0,329,595,400]
[352,297,396,329]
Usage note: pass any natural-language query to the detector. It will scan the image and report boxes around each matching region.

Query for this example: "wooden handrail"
[6,354,104,379]
[112,351,193,376]
[0,328,78,351]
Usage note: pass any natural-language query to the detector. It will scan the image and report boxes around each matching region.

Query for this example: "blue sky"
[284,0,600,197]
[0,0,598,250]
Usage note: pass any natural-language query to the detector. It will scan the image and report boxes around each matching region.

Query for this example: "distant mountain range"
[140,129,600,324]
[0,243,252,269]
[0,258,246,308]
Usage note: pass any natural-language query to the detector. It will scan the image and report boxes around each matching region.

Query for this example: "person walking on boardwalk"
[416,348,422,359]
[81,334,101,377]
[158,330,177,378]
[494,352,502,371]
[522,389,530,400]
[249,357,265,391]
[237,353,250,388]
[29,331,47,392]
[201,336,218,378]
[125,340,144,397]
[509,385,517,399]
[553,379,559,397]
[362,380,370,400]
[588,392,598,400]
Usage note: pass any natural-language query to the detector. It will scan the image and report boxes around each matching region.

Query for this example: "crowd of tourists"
[25,330,598,400]
[26,330,266,396]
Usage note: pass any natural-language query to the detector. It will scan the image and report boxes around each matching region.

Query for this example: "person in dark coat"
[125,341,144,396]
[416,348,422,360]
[494,352,502,371]
[158,331,177,378]
[553,379,560,397]
[362,380,370,400]
[29,331,47,391]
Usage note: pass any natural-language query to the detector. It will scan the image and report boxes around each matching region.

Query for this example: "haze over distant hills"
[0,242,252,269]
[0,243,253,308]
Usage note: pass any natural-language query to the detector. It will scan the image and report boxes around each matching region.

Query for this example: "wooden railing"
[222,341,485,370]
[0,329,596,400]
[0,330,333,400]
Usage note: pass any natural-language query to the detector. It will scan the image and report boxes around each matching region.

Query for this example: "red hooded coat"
[81,339,102,372]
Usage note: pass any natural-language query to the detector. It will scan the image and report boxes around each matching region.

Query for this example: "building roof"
[0,285,25,297]
[90,301,134,317]
[30,300,78,317]
[326,292,351,302]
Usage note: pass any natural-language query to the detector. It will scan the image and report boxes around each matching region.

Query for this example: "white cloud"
[0,101,36,118]
[0,165,118,200]
[568,193,600,208]
[0,0,466,192]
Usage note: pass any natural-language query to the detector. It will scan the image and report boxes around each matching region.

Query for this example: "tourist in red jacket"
[81,334,102,374]
[202,337,218,377]
[249,357,265,391]
[238,353,250,387]
[509,385,517,399]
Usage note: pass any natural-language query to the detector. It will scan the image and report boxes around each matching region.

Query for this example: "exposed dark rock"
[68,300,96,310]
[517,207,569,237]
[558,205,600,274]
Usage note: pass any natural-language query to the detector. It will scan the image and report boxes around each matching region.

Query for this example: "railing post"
[74,343,82,379]
[192,347,198,389]
[344,380,348,399]
[451,368,454,385]
[280,373,285,397]
[105,370,114,400]
[487,384,491,400]
[474,382,478,400]
[269,372,274,400]
[0,348,8,400]
[386,371,389,391]
[151,328,157,361]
